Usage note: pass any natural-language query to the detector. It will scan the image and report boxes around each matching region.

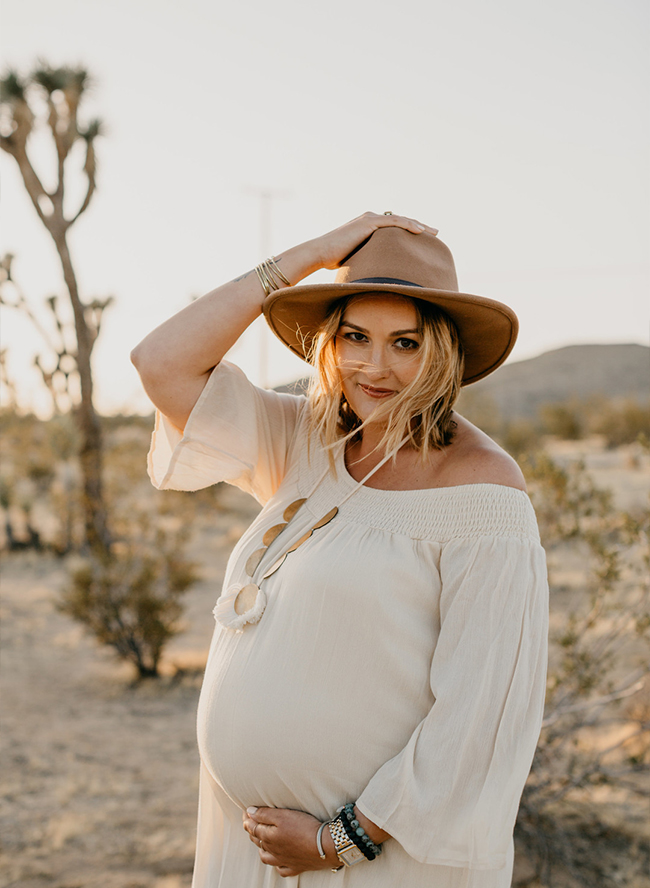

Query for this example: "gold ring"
[383,211,393,215]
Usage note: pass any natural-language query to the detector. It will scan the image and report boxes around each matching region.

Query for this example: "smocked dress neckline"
[336,440,530,497]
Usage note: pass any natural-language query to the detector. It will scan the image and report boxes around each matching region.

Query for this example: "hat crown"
[334,227,459,292]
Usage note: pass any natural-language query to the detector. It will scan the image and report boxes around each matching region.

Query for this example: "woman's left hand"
[242,805,339,876]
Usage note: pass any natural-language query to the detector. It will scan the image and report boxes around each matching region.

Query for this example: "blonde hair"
[307,295,465,465]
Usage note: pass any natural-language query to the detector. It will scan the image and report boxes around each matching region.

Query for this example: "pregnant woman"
[132,212,548,887]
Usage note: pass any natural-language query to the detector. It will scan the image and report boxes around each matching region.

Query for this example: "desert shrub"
[60,512,199,678]
[52,418,205,678]
[457,390,650,455]
[0,410,222,554]
[515,453,650,886]
[0,410,81,551]
[587,398,650,449]
[501,419,543,461]
[533,395,650,449]
[538,400,585,440]
[1,409,208,678]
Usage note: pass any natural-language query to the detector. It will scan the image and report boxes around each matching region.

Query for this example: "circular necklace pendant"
[234,583,261,615]
[213,582,267,632]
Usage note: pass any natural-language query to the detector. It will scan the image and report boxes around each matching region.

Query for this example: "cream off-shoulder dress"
[148,361,549,888]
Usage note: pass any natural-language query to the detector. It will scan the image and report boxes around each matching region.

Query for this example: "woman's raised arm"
[130,213,435,431]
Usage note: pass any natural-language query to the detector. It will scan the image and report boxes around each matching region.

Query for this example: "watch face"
[339,843,366,866]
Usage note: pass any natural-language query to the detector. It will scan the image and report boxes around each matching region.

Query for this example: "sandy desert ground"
[1,440,648,888]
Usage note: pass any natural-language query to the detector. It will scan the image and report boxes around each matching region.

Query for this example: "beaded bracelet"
[340,815,376,861]
[339,803,383,861]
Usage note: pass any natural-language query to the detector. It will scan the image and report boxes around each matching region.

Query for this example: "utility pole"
[244,187,290,388]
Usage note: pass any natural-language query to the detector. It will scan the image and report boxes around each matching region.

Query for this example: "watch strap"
[328,814,366,866]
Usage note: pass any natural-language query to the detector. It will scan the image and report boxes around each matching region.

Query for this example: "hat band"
[352,276,423,287]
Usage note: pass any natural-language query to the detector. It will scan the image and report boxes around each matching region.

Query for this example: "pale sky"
[2,0,648,416]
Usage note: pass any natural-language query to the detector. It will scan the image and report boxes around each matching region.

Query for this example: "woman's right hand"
[131,211,438,431]
[312,212,439,270]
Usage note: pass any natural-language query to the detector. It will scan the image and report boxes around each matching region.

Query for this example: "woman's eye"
[395,338,419,350]
[342,331,367,343]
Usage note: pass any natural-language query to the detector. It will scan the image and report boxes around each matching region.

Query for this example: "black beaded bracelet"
[339,814,376,861]
[339,803,383,861]
[340,804,381,860]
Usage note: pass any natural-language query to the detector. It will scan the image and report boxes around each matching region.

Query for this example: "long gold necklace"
[213,437,408,632]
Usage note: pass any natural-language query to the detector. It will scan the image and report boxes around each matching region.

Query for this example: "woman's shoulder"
[440,414,527,493]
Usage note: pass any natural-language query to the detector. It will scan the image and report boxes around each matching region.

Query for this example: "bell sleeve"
[355,531,549,870]
[147,360,306,504]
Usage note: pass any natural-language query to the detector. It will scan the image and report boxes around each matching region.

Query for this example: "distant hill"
[458,343,649,420]
[278,344,649,421]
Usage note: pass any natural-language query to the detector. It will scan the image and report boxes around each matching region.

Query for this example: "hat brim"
[263,282,518,385]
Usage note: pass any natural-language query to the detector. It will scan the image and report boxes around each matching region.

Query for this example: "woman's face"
[335,294,423,426]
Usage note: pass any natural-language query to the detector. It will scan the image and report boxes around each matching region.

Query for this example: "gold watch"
[328,814,366,867]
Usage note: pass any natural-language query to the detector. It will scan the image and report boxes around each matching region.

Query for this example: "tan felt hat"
[263,227,518,385]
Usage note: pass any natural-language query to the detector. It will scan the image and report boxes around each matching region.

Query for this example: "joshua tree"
[1,64,198,677]
[0,64,110,554]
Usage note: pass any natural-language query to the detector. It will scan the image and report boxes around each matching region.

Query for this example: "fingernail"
[416,224,425,231]
[247,806,258,815]
[432,228,439,235]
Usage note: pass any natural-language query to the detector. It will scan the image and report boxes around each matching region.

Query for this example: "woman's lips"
[358,384,396,399]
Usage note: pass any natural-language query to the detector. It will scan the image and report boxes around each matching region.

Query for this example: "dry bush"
[587,398,650,450]
[538,400,586,441]
[0,410,81,552]
[534,396,650,449]
[459,389,649,455]
[500,419,541,461]
[514,453,650,886]
[60,512,199,678]
[0,410,222,553]
[0,410,212,677]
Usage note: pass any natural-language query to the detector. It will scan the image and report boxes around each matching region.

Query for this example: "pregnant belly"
[197,527,439,818]
[196,625,431,819]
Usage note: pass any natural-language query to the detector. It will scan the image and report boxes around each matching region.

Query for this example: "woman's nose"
[365,348,390,378]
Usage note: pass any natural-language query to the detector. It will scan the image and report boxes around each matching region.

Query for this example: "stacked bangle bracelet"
[254,256,291,297]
